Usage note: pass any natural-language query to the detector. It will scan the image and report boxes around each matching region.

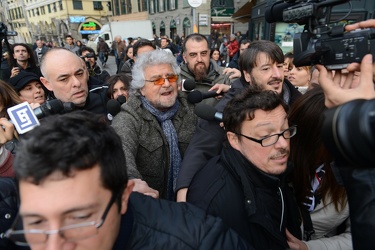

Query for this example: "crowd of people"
[0,19,375,250]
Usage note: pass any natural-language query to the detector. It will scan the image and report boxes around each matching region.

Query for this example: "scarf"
[303,164,326,212]
[141,96,181,200]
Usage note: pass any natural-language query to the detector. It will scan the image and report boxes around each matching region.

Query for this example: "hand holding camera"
[316,54,375,108]
[0,118,15,147]
[10,67,20,77]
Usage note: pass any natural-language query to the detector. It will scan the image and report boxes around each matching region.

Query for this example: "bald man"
[40,48,107,114]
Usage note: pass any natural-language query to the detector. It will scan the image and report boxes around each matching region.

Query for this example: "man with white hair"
[112,50,197,200]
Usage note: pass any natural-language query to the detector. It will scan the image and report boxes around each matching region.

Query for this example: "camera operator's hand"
[0,118,15,147]
[316,54,375,108]
[345,19,375,32]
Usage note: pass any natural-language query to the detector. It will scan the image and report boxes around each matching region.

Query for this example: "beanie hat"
[9,71,41,92]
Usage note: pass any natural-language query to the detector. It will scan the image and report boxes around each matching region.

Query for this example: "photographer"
[315,19,375,250]
[80,46,110,84]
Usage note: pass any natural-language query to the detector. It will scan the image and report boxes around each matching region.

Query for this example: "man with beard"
[176,40,301,201]
[112,50,197,200]
[186,89,302,249]
[180,33,232,106]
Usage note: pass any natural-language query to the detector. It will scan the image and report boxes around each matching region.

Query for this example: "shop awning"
[232,1,254,23]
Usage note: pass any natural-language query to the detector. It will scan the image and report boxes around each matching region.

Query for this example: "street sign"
[188,0,202,8]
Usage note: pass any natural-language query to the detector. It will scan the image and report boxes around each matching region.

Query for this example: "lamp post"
[188,0,202,33]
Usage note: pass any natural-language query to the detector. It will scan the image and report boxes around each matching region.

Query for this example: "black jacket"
[113,192,254,250]
[176,78,302,191]
[187,145,302,249]
[333,165,375,250]
[47,77,109,115]
[0,177,21,249]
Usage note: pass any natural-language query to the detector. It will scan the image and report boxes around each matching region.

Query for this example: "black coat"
[0,177,21,249]
[187,145,302,249]
[176,78,302,190]
[113,192,254,250]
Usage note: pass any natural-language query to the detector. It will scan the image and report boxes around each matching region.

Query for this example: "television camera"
[265,0,375,69]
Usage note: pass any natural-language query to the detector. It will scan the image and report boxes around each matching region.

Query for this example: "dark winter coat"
[187,145,302,249]
[113,192,254,250]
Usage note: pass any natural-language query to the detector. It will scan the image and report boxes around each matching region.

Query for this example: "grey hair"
[131,49,180,96]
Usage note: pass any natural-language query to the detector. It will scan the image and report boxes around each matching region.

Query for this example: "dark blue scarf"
[141,96,181,200]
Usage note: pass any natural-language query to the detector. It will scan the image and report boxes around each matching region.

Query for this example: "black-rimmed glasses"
[6,193,118,246]
[233,125,297,147]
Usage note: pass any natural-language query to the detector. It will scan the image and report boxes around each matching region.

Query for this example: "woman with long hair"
[210,48,224,66]
[287,86,351,250]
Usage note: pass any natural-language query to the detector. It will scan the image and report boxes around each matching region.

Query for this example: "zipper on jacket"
[278,187,285,231]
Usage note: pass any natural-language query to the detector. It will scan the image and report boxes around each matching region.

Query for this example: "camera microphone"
[117,95,126,105]
[182,79,196,91]
[188,90,220,104]
[194,103,223,122]
[33,99,75,119]
[265,0,295,23]
[7,99,75,134]
[107,99,123,121]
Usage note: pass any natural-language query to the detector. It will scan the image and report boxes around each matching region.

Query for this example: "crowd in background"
[0,19,374,249]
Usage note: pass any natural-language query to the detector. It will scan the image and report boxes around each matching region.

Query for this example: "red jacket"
[227,39,239,58]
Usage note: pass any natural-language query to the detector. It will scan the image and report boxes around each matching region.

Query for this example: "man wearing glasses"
[112,49,197,200]
[186,89,302,249]
[176,40,302,201]
[6,111,252,249]
[180,33,232,106]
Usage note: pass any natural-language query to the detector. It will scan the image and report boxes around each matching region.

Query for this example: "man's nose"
[272,66,282,78]
[44,232,65,250]
[275,135,288,148]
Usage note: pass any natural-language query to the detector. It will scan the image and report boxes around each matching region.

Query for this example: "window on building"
[107,1,112,11]
[120,0,126,14]
[53,3,57,12]
[48,4,51,13]
[41,6,45,15]
[18,7,22,18]
[114,0,120,15]
[158,0,164,12]
[94,1,103,10]
[182,0,189,8]
[32,9,35,17]
[28,10,31,17]
[126,0,132,13]
[169,0,176,10]
[149,0,155,13]
[73,0,83,10]
[59,1,64,10]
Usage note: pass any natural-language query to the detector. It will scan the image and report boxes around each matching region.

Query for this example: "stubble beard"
[249,75,284,95]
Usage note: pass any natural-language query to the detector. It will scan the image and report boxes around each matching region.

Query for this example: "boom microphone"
[188,90,220,104]
[194,103,223,122]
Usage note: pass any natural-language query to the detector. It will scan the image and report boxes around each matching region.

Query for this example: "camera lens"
[323,99,375,167]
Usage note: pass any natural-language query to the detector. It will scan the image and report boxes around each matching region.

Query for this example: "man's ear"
[227,131,241,151]
[182,53,187,64]
[120,180,135,215]
[40,77,53,91]
[243,70,251,83]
